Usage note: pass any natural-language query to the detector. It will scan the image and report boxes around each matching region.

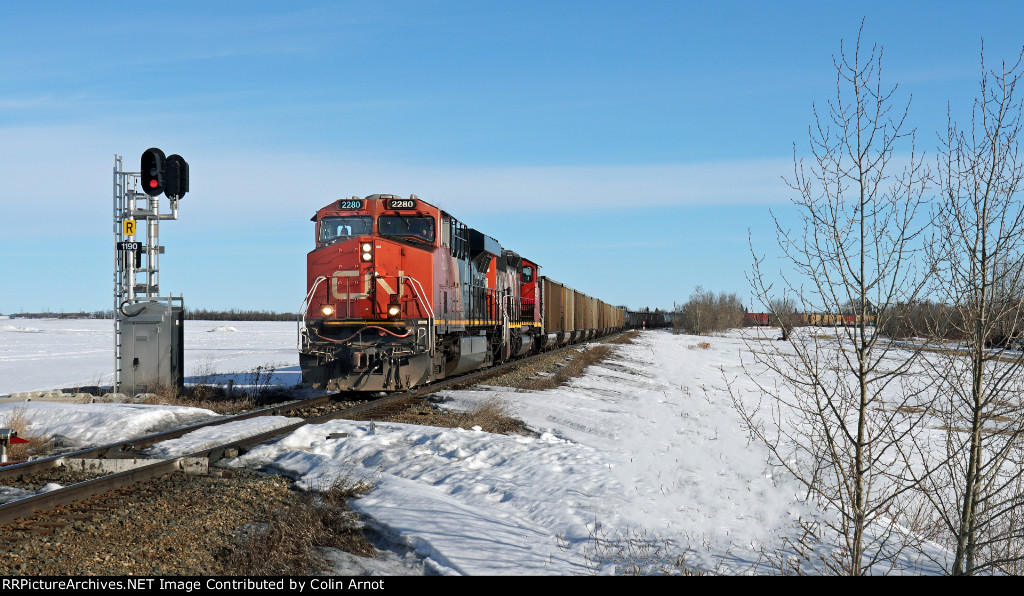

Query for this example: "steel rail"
[0,457,186,524]
[0,394,339,480]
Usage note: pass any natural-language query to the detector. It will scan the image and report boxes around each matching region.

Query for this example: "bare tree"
[918,44,1024,575]
[768,295,800,340]
[874,300,957,340]
[739,25,933,574]
[675,286,745,335]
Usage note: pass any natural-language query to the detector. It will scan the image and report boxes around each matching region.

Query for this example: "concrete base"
[0,391,95,404]
[0,391,163,405]
[62,457,209,475]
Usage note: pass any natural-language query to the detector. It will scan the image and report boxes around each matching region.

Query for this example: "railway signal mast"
[113,149,190,395]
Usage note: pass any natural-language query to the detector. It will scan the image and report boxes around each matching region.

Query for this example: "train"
[624,311,674,329]
[744,312,876,327]
[298,194,626,392]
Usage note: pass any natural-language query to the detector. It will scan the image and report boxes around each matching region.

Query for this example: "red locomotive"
[299,194,625,391]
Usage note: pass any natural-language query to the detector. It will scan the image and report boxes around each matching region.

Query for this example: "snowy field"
[0,318,299,396]
[0,320,954,574]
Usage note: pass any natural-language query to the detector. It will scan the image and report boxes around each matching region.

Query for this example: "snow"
[0,319,954,574]
[0,319,299,396]
[143,416,301,458]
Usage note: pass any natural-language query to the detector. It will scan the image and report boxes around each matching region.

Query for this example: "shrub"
[674,287,745,335]
[768,297,804,340]
[875,300,965,341]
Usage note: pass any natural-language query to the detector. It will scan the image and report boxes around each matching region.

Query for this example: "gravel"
[0,469,298,576]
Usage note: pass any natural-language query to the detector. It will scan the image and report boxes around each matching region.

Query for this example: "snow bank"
[0,401,217,448]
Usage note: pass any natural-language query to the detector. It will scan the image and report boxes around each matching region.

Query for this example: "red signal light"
[139,148,187,199]
[141,147,166,197]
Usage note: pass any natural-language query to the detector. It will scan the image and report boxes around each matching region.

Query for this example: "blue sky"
[2,1,1023,314]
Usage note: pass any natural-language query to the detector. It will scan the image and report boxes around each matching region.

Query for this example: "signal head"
[164,154,189,200]
[141,147,166,196]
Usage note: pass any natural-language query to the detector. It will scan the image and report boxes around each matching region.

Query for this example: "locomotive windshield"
[319,216,372,244]
[378,215,435,244]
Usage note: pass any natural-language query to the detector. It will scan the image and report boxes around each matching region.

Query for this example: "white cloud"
[0,125,792,239]
[190,154,793,220]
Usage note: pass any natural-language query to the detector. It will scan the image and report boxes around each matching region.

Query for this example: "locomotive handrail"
[298,275,328,350]
[502,293,514,360]
[400,274,434,357]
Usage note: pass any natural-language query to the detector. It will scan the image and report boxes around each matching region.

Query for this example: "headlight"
[361,242,373,262]
[361,242,372,252]
[321,305,335,316]
[387,304,401,317]
[361,252,372,261]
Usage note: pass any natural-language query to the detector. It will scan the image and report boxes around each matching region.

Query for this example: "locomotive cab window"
[378,215,435,245]
[522,265,534,282]
[319,216,372,245]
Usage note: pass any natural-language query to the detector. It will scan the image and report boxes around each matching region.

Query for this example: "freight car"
[744,312,771,326]
[298,194,625,391]
[624,311,674,329]
[741,312,876,327]
[803,313,876,327]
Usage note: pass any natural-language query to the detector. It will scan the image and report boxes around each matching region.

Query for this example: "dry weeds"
[606,330,640,344]
[142,363,288,414]
[896,405,929,414]
[524,344,613,391]
[585,526,705,575]
[456,396,529,435]
[0,406,49,460]
[222,472,376,575]
[141,383,255,415]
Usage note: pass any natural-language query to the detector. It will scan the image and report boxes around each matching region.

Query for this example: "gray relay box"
[119,299,184,393]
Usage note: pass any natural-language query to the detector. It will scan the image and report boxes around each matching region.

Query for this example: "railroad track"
[0,338,600,526]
